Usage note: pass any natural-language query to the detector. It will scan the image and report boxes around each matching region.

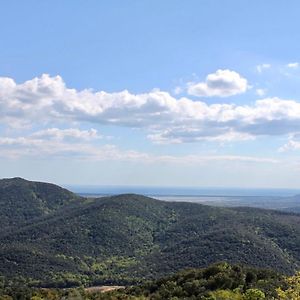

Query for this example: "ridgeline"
[1,178,300,289]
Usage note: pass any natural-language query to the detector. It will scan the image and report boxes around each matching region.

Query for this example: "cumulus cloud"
[2,74,300,144]
[287,62,299,69]
[256,64,271,73]
[186,69,248,97]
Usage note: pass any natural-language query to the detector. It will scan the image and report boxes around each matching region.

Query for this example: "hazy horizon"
[65,184,300,197]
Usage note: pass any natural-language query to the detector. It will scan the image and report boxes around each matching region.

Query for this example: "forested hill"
[0,177,81,232]
[1,178,300,288]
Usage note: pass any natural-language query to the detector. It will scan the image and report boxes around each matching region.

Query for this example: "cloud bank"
[1,74,300,146]
[0,128,276,164]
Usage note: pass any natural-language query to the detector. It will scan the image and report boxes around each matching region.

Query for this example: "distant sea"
[66,185,300,198]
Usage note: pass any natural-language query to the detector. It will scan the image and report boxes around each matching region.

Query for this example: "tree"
[244,289,265,300]
[277,271,300,299]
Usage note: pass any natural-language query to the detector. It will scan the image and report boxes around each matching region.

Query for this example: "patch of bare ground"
[85,286,125,293]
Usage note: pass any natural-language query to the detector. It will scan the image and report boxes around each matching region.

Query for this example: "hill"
[1,178,300,288]
[0,177,80,232]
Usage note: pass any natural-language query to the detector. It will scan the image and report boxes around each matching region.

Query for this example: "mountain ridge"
[1,177,300,287]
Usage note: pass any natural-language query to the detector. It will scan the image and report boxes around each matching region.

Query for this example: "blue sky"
[1,0,300,188]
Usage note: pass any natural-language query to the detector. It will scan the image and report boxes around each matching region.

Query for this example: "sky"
[1,0,300,188]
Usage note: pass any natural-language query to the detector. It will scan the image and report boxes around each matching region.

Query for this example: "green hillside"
[1,178,300,288]
[0,177,80,232]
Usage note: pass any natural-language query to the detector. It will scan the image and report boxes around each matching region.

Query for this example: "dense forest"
[1,262,300,299]
[1,178,300,298]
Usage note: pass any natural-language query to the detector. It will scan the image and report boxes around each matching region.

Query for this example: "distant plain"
[71,186,300,213]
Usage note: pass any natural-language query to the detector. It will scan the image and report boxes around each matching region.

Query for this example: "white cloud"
[187,69,248,97]
[279,132,300,152]
[0,129,277,165]
[2,74,300,144]
[0,133,145,161]
[31,128,101,141]
[287,62,299,69]
[0,128,103,159]
[148,130,254,144]
[256,64,271,73]
[173,86,183,95]
[256,88,267,97]
[279,140,300,152]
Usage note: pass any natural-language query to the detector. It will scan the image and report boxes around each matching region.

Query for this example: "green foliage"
[209,289,243,300]
[244,289,265,300]
[0,262,298,299]
[0,177,80,233]
[119,263,280,299]
[276,271,300,299]
[1,178,300,289]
